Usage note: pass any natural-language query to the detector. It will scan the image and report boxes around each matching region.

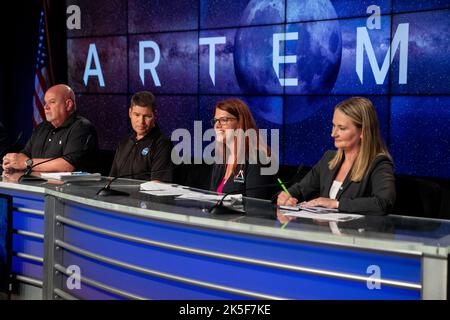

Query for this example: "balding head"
[43,84,76,128]
[48,84,76,106]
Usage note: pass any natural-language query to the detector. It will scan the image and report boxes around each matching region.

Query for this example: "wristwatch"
[25,158,33,170]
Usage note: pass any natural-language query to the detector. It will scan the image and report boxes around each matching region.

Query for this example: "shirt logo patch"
[59,140,62,145]
[141,147,150,156]
[233,169,245,183]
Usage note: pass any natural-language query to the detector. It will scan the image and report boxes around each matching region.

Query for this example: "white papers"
[140,190,188,196]
[279,205,338,213]
[177,193,243,202]
[40,172,101,181]
[140,181,191,196]
[140,181,179,191]
[282,210,363,222]
[279,205,300,211]
[140,181,243,202]
[300,206,339,214]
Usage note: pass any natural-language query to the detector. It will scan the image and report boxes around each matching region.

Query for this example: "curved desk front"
[1,178,449,300]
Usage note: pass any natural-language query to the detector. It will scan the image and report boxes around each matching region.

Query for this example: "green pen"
[277,178,291,197]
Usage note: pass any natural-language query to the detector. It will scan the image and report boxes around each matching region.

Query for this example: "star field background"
[66,0,450,178]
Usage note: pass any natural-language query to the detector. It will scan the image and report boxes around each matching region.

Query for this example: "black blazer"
[287,150,396,215]
[210,163,275,200]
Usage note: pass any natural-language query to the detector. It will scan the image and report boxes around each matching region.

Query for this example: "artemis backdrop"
[65,0,450,179]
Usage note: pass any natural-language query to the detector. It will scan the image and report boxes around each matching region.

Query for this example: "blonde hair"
[328,97,391,182]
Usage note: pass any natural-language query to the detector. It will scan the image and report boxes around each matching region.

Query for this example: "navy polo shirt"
[109,125,173,182]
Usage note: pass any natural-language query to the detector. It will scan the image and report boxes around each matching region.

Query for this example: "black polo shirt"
[109,125,173,182]
[21,113,98,171]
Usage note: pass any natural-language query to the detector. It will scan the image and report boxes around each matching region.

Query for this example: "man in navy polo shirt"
[109,91,173,182]
[2,84,98,173]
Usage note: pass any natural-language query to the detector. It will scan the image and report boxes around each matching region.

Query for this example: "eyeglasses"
[211,117,237,126]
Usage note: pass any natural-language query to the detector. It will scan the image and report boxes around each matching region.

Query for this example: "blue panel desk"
[0,180,47,298]
[1,177,449,300]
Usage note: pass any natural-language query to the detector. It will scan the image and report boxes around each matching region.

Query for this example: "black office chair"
[95,149,116,176]
[173,162,213,190]
[277,165,310,187]
[438,184,450,220]
[394,175,442,219]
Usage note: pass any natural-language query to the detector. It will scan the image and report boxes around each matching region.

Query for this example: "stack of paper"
[139,181,243,202]
[139,181,192,196]
[279,205,338,213]
[177,193,243,202]
[40,172,101,181]
[281,209,363,222]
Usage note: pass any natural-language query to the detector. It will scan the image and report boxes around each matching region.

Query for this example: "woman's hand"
[276,209,297,224]
[300,197,338,209]
[277,191,298,206]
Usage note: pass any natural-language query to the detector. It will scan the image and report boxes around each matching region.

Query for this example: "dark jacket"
[287,150,396,215]
[210,163,275,200]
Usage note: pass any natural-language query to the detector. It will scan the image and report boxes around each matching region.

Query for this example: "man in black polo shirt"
[110,91,173,182]
[2,84,97,173]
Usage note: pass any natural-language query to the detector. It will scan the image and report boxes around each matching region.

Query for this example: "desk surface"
[1,176,450,258]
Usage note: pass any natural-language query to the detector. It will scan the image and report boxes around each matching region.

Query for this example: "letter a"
[66,265,81,290]
[83,43,105,87]
[66,5,81,30]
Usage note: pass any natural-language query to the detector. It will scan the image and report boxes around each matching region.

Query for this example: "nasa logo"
[141,147,149,156]
[233,169,245,184]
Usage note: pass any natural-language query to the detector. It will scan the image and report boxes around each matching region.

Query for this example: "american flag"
[32,10,52,127]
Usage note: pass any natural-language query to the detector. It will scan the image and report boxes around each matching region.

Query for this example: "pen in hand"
[277,178,291,197]
[277,178,299,207]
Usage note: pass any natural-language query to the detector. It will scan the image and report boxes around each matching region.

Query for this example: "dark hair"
[213,98,270,172]
[130,91,156,112]
[214,98,258,132]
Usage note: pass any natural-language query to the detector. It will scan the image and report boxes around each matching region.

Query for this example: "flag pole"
[42,0,55,85]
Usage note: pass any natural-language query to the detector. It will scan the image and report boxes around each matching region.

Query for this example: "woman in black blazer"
[209,98,274,199]
[278,97,395,215]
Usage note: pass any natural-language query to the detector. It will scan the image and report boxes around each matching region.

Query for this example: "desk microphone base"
[96,188,130,197]
[209,204,245,215]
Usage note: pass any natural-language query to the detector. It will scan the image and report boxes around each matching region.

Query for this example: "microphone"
[208,165,307,215]
[19,134,93,182]
[98,141,138,196]
[208,182,279,215]
[96,167,175,197]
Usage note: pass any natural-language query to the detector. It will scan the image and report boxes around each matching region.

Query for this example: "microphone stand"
[208,182,278,215]
[96,167,175,197]
[18,168,46,182]
[208,165,306,215]
[96,175,130,197]
[18,154,79,183]
[97,142,141,197]
[18,134,93,183]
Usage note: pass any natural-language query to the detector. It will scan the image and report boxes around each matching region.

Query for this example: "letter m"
[356,23,409,84]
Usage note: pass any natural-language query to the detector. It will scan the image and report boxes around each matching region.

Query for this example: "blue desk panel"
[0,188,45,289]
[56,201,421,300]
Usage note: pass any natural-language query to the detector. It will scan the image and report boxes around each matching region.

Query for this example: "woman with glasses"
[277,97,396,215]
[209,98,274,199]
